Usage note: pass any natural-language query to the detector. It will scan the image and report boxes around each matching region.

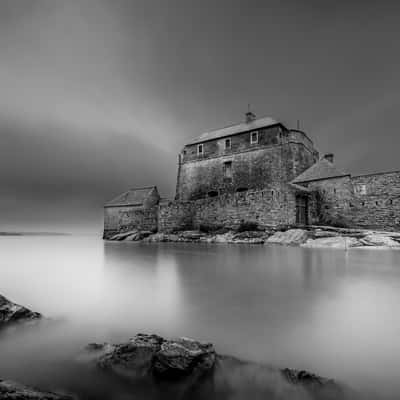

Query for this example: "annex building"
[103,111,400,238]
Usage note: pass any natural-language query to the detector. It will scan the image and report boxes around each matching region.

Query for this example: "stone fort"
[103,111,400,237]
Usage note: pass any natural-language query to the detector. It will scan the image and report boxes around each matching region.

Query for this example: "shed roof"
[292,158,349,184]
[187,116,280,145]
[105,186,157,207]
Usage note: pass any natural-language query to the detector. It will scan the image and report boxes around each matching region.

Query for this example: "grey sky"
[1,0,400,232]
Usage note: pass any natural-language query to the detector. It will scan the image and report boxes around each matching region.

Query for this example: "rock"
[0,379,74,399]
[232,238,265,244]
[109,230,139,241]
[281,368,346,399]
[0,294,41,328]
[153,337,216,378]
[214,232,235,243]
[124,231,152,241]
[88,333,216,381]
[301,237,361,249]
[359,233,400,248]
[143,233,169,243]
[313,229,339,238]
[266,229,309,245]
[233,231,265,240]
[179,231,203,240]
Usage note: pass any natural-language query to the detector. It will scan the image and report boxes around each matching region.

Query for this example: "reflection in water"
[0,237,399,398]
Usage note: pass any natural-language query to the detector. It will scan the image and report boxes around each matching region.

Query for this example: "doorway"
[296,195,308,225]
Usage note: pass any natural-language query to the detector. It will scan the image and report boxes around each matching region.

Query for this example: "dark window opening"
[208,191,218,197]
[375,201,379,206]
[236,187,248,193]
[389,199,393,205]
[225,138,231,149]
[197,144,203,155]
[361,201,365,206]
[224,161,233,178]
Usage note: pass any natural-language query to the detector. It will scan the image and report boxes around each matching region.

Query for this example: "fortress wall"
[191,186,297,229]
[349,172,400,230]
[305,172,400,230]
[103,206,158,238]
[158,201,194,233]
[158,187,298,233]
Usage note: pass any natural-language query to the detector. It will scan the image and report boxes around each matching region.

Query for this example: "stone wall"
[158,185,299,232]
[176,129,318,201]
[304,172,400,230]
[104,206,158,237]
[349,172,400,230]
[157,201,194,233]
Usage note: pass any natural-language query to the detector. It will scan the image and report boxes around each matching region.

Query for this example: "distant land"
[0,232,71,236]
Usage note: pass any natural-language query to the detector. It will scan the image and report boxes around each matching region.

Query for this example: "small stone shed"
[103,186,160,239]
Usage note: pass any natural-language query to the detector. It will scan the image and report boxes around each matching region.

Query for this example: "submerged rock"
[0,379,74,400]
[0,294,41,328]
[267,229,309,245]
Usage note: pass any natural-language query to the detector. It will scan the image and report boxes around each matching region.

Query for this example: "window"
[225,138,231,149]
[250,131,259,144]
[355,184,367,195]
[208,190,218,197]
[197,144,203,156]
[236,187,248,193]
[224,161,232,179]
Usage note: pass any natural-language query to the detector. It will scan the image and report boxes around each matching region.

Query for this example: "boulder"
[0,379,74,399]
[266,229,309,245]
[153,337,216,378]
[301,237,361,249]
[124,231,152,241]
[214,232,235,243]
[89,333,216,381]
[179,231,203,240]
[312,230,339,239]
[0,294,41,328]
[359,233,400,248]
[233,231,265,240]
[109,230,139,241]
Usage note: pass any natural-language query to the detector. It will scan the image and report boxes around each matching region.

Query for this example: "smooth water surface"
[0,236,400,398]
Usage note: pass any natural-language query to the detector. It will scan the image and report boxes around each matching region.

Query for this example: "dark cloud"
[1,0,400,231]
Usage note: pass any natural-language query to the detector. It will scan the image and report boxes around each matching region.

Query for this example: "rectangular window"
[355,184,367,195]
[250,131,259,144]
[224,161,232,178]
[197,144,203,156]
[225,138,231,149]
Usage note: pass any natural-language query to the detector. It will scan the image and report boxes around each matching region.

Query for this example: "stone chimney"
[323,153,334,163]
[245,111,256,123]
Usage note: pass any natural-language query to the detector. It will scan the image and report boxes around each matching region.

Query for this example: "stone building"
[104,186,160,238]
[103,112,400,237]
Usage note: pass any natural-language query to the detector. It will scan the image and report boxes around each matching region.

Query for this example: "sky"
[1,0,400,233]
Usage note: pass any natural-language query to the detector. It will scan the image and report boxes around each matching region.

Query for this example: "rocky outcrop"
[266,229,309,245]
[83,334,350,400]
[85,333,216,380]
[0,379,74,399]
[0,294,41,328]
[359,233,400,248]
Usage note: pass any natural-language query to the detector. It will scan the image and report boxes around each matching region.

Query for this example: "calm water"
[0,236,400,399]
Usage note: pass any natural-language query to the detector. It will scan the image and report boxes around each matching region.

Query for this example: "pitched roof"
[105,186,157,207]
[292,158,349,184]
[187,116,279,145]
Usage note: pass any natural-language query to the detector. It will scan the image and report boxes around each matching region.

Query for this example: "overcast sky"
[1,0,400,232]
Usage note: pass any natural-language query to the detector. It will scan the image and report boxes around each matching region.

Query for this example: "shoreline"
[104,225,400,250]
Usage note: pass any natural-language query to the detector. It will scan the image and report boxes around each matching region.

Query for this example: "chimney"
[323,153,334,163]
[245,111,256,123]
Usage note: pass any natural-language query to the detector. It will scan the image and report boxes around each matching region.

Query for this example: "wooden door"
[296,195,308,225]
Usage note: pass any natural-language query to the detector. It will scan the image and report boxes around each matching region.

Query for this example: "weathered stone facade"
[103,113,400,236]
[176,126,318,201]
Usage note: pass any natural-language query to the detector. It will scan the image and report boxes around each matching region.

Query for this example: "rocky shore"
[106,226,400,249]
[81,333,350,400]
[0,294,42,328]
